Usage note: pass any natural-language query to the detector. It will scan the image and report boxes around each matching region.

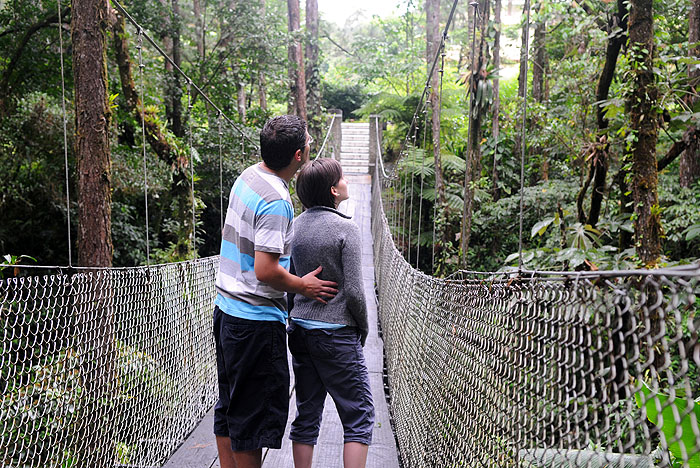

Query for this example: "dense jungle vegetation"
[0,0,698,275]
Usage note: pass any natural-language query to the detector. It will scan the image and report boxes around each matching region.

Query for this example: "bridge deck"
[164,175,400,467]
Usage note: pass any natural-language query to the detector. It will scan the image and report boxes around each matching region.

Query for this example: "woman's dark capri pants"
[287,322,374,446]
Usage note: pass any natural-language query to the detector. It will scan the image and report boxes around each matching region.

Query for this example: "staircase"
[340,122,370,177]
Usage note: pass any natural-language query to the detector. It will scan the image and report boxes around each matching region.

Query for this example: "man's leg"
[343,442,369,468]
[292,442,314,468]
[216,436,236,468]
[232,448,263,468]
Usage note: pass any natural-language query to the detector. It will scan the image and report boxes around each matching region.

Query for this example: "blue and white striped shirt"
[215,163,293,324]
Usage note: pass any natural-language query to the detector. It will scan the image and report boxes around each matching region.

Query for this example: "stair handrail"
[313,114,337,161]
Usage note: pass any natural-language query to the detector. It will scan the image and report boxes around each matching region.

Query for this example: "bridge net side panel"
[371,177,700,468]
[1,257,218,468]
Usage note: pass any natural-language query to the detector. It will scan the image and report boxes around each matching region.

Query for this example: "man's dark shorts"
[213,306,289,451]
[287,322,374,446]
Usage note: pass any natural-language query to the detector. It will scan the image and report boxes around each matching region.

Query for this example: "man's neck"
[259,162,297,183]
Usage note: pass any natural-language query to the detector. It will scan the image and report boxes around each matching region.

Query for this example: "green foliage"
[635,381,700,467]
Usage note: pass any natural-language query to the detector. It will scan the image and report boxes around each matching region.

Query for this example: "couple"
[213,115,375,468]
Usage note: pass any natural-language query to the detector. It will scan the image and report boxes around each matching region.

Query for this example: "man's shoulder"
[239,164,291,205]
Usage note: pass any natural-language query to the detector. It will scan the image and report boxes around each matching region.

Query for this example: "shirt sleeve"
[341,223,369,345]
[254,199,293,253]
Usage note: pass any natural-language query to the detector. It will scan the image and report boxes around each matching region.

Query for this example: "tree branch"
[0,7,71,95]
[322,32,355,56]
[657,140,687,171]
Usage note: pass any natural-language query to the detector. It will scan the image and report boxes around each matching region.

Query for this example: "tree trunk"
[110,8,193,260]
[73,0,112,268]
[578,0,628,228]
[514,0,531,161]
[532,15,545,103]
[168,0,184,137]
[237,80,247,123]
[426,0,445,206]
[258,0,268,111]
[71,1,114,465]
[287,0,307,120]
[492,0,501,200]
[460,0,490,267]
[628,0,662,266]
[193,0,205,61]
[517,0,530,100]
[306,0,322,144]
[680,0,700,187]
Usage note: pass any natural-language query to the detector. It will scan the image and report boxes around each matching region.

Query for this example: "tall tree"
[72,1,114,465]
[460,0,490,267]
[628,0,662,265]
[73,0,112,267]
[305,0,322,143]
[531,9,545,103]
[514,0,531,162]
[680,0,700,187]
[426,0,444,205]
[287,0,307,120]
[578,0,628,228]
[491,0,502,200]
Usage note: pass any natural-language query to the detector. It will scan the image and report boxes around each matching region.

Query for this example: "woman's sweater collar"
[304,205,352,219]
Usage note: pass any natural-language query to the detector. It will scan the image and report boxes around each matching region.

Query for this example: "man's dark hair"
[296,158,343,209]
[260,115,307,170]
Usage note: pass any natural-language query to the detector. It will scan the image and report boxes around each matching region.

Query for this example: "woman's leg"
[292,441,315,468]
[343,442,369,468]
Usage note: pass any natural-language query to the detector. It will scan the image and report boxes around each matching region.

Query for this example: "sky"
[317,0,402,27]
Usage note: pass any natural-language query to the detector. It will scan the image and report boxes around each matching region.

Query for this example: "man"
[213,115,338,468]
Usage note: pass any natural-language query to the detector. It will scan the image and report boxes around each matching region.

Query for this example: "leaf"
[634,382,700,467]
[531,217,555,238]
[684,224,700,241]
[504,252,520,264]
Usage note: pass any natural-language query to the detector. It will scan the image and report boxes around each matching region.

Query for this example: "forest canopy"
[0,0,698,275]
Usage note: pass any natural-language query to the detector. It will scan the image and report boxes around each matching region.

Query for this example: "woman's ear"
[330,185,339,198]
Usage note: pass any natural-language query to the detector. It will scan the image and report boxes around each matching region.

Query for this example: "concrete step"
[342,162,370,168]
[341,153,369,160]
[341,148,369,154]
[342,166,370,174]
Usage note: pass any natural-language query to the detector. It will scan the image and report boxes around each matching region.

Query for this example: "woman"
[287,158,374,468]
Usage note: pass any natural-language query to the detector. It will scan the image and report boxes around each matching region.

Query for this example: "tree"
[460,0,490,267]
[627,0,662,266]
[73,0,112,268]
[680,0,700,187]
[577,0,628,228]
[426,0,444,205]
[287,0,307,120]
[491,0,501,200]
[305,0,322,143]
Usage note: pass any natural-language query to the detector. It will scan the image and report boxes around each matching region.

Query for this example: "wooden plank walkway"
[164,176,400,468]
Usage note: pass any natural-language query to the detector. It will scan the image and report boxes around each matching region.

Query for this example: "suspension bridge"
[1,0,700,467]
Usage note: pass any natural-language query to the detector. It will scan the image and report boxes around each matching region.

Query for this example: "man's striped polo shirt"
[214,163,293,324]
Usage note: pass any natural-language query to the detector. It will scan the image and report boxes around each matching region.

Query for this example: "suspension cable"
[187,81,197,259]
[57,0,71,268]
[416,106,428,269]
[313,114,337,160]
[110,0,257,150]
[518,0,532,271]
[137,28,151,266]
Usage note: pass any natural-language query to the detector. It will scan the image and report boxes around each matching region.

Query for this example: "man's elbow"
[255,265,274,284]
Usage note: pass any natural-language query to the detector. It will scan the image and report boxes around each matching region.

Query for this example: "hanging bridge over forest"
[1,0,699,467]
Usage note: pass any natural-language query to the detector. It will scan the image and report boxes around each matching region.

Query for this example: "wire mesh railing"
[372,167,700,467]
[1,257,218,468]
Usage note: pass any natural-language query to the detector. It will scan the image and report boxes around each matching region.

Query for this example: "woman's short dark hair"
[260,115,307,170]
[296,158,343,209]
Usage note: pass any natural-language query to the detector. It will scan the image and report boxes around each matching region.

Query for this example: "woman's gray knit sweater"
[290,206,369,344]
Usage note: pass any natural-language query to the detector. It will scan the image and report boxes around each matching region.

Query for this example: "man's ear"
[293,148,303,162]
[330,185,339,197]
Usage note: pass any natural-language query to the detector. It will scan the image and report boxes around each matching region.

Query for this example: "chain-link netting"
[372,175,700,468]
[1,257,218,468]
